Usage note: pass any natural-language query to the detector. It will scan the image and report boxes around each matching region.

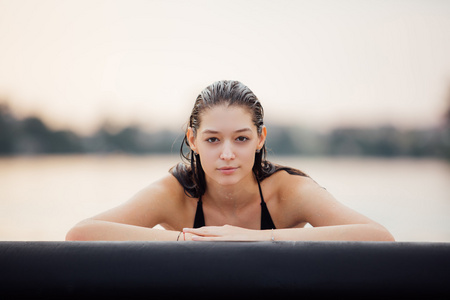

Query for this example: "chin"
[212,170,254,186]
[211,175,241,186]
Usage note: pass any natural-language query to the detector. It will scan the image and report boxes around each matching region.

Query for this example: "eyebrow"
[201,128,253,135]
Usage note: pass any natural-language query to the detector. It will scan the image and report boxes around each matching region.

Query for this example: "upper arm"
[279,174,376,227]
[87,173,185,229]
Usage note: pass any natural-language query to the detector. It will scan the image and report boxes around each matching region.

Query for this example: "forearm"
[270,223,395,242]
[66,219,180,241]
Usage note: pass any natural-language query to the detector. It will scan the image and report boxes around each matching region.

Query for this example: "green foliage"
[1,103,449,158]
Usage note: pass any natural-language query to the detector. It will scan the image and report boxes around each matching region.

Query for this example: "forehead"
[199,105,254,132]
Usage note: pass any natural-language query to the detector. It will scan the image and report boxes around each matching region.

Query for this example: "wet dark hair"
[170,80,307,198]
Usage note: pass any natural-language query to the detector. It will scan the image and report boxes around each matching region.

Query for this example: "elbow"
[380,230,396,242]
[65,227,84,241]
[369,223,395,242]
[65,219,96,241]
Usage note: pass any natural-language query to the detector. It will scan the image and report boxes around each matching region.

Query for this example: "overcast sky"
[1,0,449,135]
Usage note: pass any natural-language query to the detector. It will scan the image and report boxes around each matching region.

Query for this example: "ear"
[257,125,267,150]
[187,127,198,153]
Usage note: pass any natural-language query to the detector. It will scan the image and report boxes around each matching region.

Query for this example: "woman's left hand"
[183,225,269,241]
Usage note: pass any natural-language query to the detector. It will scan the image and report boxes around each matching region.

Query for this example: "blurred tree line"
[0,103,181,155]
[1,102,449,159]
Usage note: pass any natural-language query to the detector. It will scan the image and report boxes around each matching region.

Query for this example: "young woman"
[66,80,394,242]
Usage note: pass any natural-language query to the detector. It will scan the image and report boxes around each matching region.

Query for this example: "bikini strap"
[258,178,276,229]
[256,177,266,204]
[193,196,205,228]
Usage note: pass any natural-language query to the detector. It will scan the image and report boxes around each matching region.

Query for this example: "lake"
[0,155,449,242]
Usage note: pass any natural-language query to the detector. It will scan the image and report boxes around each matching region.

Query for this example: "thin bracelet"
[271,229,275,242]
[176,231,182,241]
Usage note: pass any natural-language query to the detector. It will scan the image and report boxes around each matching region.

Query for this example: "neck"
[203,173,260,212]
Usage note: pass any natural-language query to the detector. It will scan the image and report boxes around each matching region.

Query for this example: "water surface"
[1,155,448,242]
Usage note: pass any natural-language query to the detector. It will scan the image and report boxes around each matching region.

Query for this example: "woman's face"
[188,105,266,186]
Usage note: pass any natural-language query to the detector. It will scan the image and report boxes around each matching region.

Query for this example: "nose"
[220,142,235,160]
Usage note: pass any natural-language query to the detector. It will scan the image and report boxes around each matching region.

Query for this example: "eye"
[207,137,219,143]
[236,136,249,142]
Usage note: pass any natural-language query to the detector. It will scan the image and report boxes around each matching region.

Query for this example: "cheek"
[235,147,256,165]
[198,149,216,168]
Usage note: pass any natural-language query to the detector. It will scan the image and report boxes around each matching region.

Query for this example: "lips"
[217,166,238,174]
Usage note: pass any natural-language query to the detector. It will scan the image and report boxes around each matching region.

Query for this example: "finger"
[183,227,220,236]
[179,233,208,241]
[183,228,206,235]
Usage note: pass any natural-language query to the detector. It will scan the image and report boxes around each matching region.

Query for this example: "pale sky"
[1,0,449,135]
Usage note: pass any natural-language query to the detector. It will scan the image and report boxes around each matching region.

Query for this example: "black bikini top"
[193,178,276,229]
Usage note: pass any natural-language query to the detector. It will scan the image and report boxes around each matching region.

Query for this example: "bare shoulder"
[268,170,379,228]
[264,170,322,200]
[90,172,190,229]
[137,172,186,200]
[260,171,320,228]
[130,173,192,218]
[271,171,339,213]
